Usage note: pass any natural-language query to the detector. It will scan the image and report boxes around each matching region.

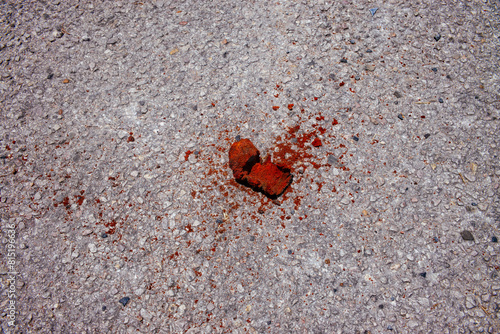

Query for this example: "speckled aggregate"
[0,0,499,333]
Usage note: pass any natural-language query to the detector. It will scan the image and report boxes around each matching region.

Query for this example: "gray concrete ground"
[1,0,499,333]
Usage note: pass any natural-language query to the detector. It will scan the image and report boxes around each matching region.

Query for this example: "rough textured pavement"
[1,0,500,333]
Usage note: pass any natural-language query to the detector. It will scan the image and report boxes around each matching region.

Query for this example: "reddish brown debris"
[228,139,260,180]
[229,139,292,198]
[311,137,322,147]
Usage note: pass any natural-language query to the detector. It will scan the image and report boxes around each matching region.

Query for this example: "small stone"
[118,130,128,139]
[398,114,404,120]
[431,68,438,73]
[62,79,70,84]
[88,243,97,253]
[340,197,350,205]
[81,229,92,236]
[369,8,378,16]
[119,297,130,306]
[424,133,431,139]
[434,33,441,42]
[432,198,441,206]
[288,250,292,255]
[492,236,498,243]
[461,230,474,241]
[470,162,478,174]
[408,321,419,329]
[350,39,355,44]
[168,304,177,313]
[394,91,402,98]
[478,203,488,211]
[352,136,359,142]
[365,64,376,71]
[340,58,347,63]
[140,308,152,320]
[170,48,179,55]
[366,49,373,53]
[438,98,444,103]
[101,233,108,238]
[419,272,427,278]
[355,76,360,80]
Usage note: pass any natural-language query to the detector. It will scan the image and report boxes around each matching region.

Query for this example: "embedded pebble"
[88,243,97,253]
[4,2,498,333]
[461,231,475,241]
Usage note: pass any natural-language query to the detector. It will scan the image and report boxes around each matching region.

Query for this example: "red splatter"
[312,138,322,147]
[74,195,85,206]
